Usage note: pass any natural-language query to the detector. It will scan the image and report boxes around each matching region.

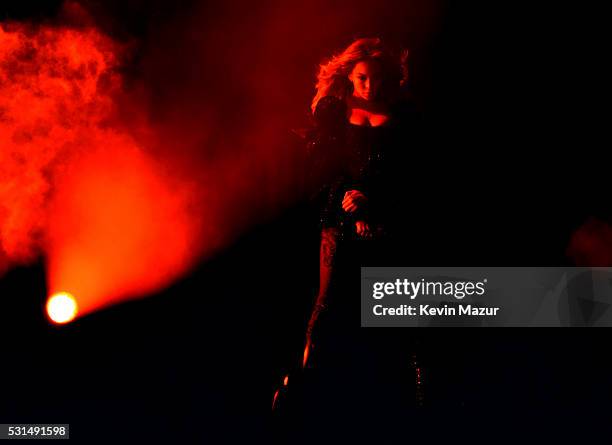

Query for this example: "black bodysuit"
[291,96,421,434]
[311,95,416,244]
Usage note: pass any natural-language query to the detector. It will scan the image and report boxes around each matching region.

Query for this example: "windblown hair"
[311,37,409,113]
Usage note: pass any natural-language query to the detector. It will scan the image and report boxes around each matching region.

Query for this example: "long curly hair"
[311,37,409,113]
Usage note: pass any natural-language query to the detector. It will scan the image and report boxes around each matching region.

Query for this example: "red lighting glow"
[1,19,202,317]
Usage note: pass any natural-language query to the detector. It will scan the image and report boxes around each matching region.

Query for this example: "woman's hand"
[342,190,367,213]
[355,220,372,238]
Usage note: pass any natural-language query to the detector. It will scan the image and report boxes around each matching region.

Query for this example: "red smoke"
[0,17,205,316]
[0,22,122,268]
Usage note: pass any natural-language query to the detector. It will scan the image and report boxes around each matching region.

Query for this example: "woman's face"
[348,59,382,101]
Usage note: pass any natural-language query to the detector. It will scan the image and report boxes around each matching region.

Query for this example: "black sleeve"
[308,96,349,229]
[313,96,347,136]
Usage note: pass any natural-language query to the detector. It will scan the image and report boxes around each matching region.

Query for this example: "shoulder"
[314,95,347,132]
[314,95,346,113]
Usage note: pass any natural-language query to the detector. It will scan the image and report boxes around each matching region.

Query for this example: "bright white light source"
[46,292,78,324]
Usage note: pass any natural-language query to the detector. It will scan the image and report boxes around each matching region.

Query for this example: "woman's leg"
[303,227,340,368]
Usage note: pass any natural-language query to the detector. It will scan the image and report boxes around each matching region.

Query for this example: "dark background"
[1,1,610,443]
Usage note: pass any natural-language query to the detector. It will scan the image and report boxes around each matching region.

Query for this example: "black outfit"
[281,96,422,442]
[311,95,416,245]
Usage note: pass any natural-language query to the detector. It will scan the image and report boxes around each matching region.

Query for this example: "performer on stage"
[272,39,424,441]
[304,37,417,369]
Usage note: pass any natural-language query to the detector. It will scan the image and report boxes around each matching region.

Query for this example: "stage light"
[46,292,78,324]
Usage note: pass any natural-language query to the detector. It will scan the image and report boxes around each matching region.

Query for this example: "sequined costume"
[310,95,416,241]
[280,95,423,438]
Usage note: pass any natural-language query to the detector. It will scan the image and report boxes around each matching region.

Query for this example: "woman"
[274,39,423,436]
[271,38,422,443]
[303,37,416,369]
